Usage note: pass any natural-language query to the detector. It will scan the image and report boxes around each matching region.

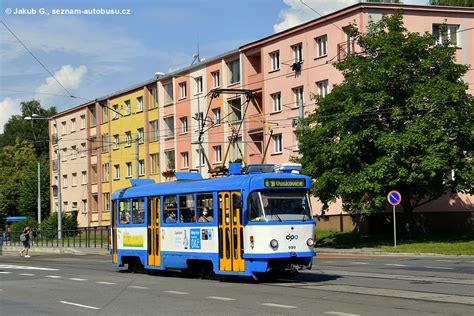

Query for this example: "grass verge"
[316,230,474,255]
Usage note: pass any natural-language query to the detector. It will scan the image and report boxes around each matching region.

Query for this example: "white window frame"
[182,152,189,169]
[80,115,86,129]
[62,175,68,188]
[71,146,77,159]
[124,100,131,115]
[212,71,220,88]
[195,150,206,167]
[137,96,143,112]
[82,171,87,185]
[125,131,132,147]
[214,145,222,163]
[137,128,144,144]
[179,82,187,99]
[138,160,145,176]
[164,116,175,138]
[212,108,221,125]
[102,163,109,182]
[72,173,77,187]
[150,120,159,142]
[292,43,303,63]
[271,92,282,113]
[293,86,304,108]
[317,80,329,97]
[227,59,240,85]
[315,35,328,58]
[195,77,203,94]
[433,24,460,47]
[126,162,132,178]
[114,165,120,180]
[270,51,280,71]
[81,143,87,157]
[274,134,283,154]
[62,121,67,135]
[180,117,188,134]
[150,153,159,174]
[112,105,119,119]
[71,118,76,132]
[113,134,120,149]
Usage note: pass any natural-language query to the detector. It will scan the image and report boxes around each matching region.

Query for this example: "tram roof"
[112,172,310,200]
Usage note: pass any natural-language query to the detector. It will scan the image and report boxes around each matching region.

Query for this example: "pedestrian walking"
[19,225,31,258]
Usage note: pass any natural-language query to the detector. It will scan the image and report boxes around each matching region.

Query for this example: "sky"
[0,0,428,132]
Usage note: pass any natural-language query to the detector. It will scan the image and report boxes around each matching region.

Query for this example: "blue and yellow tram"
[110,164,315,279]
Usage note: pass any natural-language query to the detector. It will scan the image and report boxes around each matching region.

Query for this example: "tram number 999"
[288,245,296,250]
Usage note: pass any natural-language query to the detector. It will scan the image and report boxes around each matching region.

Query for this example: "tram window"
[248,190,311,221]
[132,198,145,224]
[197,193,213,223]
[164,196,177,224]
[248,192,263,221]
[119,200,131,224]
[179,194,195,223]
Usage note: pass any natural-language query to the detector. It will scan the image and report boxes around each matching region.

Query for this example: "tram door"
[147,197,161,267]
[112,201,118,264]
[218,192,244,272]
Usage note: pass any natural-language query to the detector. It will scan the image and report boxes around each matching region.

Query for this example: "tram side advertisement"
[117,227,147,250]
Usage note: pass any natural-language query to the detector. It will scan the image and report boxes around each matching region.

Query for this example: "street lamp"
[24,114,62,239]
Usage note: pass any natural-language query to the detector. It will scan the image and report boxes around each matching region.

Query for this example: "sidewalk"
[1,245,110,256]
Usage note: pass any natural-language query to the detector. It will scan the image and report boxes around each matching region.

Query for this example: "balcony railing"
[337,40,356,61]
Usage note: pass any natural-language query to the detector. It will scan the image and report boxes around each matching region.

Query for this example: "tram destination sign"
[264,179,306,188]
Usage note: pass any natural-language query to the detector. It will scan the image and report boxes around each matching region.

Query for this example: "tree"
[297,12,473,233]
[430,0,474,7]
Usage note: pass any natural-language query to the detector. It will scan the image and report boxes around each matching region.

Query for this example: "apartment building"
[49,2,473,228]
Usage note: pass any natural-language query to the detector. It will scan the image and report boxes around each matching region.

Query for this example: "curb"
[1,246,110,255]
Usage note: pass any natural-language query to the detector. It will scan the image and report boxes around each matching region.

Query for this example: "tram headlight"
[270,239,279,249]
[306,238,315,247]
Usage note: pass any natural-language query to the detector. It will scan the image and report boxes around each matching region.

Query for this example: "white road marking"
[351,262,369,265]
[45,275,61,279]
[0,271,12,274]
[164,290,189,295]
[436,260,456,263]
[19,273,35,276]
[320,261,337,264]
[313,269,474,285]
[384,264,408,267]
[128,285,149,289]
[0,264,58,271]
[304,284,474,305]
[207,296,236,301]
[59,301,100,310]
[69,278,88,281]
[325,312,361,316]
[262,303,297,309]
[425,266,454,270]
[96,281,116,285]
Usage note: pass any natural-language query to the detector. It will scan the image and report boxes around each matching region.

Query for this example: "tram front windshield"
[248,190,311,222]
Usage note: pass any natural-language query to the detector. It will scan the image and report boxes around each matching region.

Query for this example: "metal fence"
[2,227,109,249]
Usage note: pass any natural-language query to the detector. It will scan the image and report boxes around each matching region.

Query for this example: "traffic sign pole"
[387,190,401,248]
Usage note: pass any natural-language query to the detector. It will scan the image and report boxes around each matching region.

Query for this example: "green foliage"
[297,12,473,225]
[430,0,474,7]
[41,212,79,238]
[9,219,38,241]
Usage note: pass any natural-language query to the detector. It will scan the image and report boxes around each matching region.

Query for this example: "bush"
[42,213,78,239]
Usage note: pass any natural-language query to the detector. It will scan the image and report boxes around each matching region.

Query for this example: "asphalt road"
[0,251,473,315]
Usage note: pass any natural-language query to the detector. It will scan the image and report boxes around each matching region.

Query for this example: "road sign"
[387,190,401,206]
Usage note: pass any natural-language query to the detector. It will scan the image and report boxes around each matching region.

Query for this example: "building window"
[195,149,206,167]
[125,131,132,147]
[82,171,87,185]
[80,115,86,129]
[292,43,303,63]
[62,175,68,188]
[114,165,120,180]
[179,82,187,99]
[112,104,119,119]
[71,118,77,132]
[227,59,240,85]
[228,98,242,122]
[293,86,304,108]
[212,71,220,88]
[81,143,86,157]
[197,112,204,129]
[62,121,67,135]
[72,202,78,211]
[274,134,283,154]
[137,128,144,144]
[113,134,120,150]
[137,96,143,112]
[124,100,131,115]
[102,133,109,153]
[150,153,159,175]
[271,92,282,113]
[72,173,77,187]
[163,83,174,105]
[164,116,174,138]
[270,51,280,71]
[315,35,328,57]
[126,162,132,178]
[214,145,222,163]
[182,152,189,169]
[102,163,110,182]
[212,108,221,125]
[317,80,329,97]
[180,117,188,134]
[195,77,203,94]
[101,106,109,124]
[71,146,77,159]
[82,199,88,214]
[150,120,159,142]
[103,193,110,211]
[150,87,158,109]
[62,148,67,161]
[139,159,145,176]
[63,201,68,213]
[165,150,176,170]
[433,24,460,47]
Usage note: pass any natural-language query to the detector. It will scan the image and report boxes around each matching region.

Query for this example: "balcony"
[337,40,356,61]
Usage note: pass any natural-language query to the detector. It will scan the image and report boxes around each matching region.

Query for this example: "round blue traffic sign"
[387,190,401,206]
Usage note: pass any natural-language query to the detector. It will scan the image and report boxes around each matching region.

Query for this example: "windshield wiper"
[274,214,283,222]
